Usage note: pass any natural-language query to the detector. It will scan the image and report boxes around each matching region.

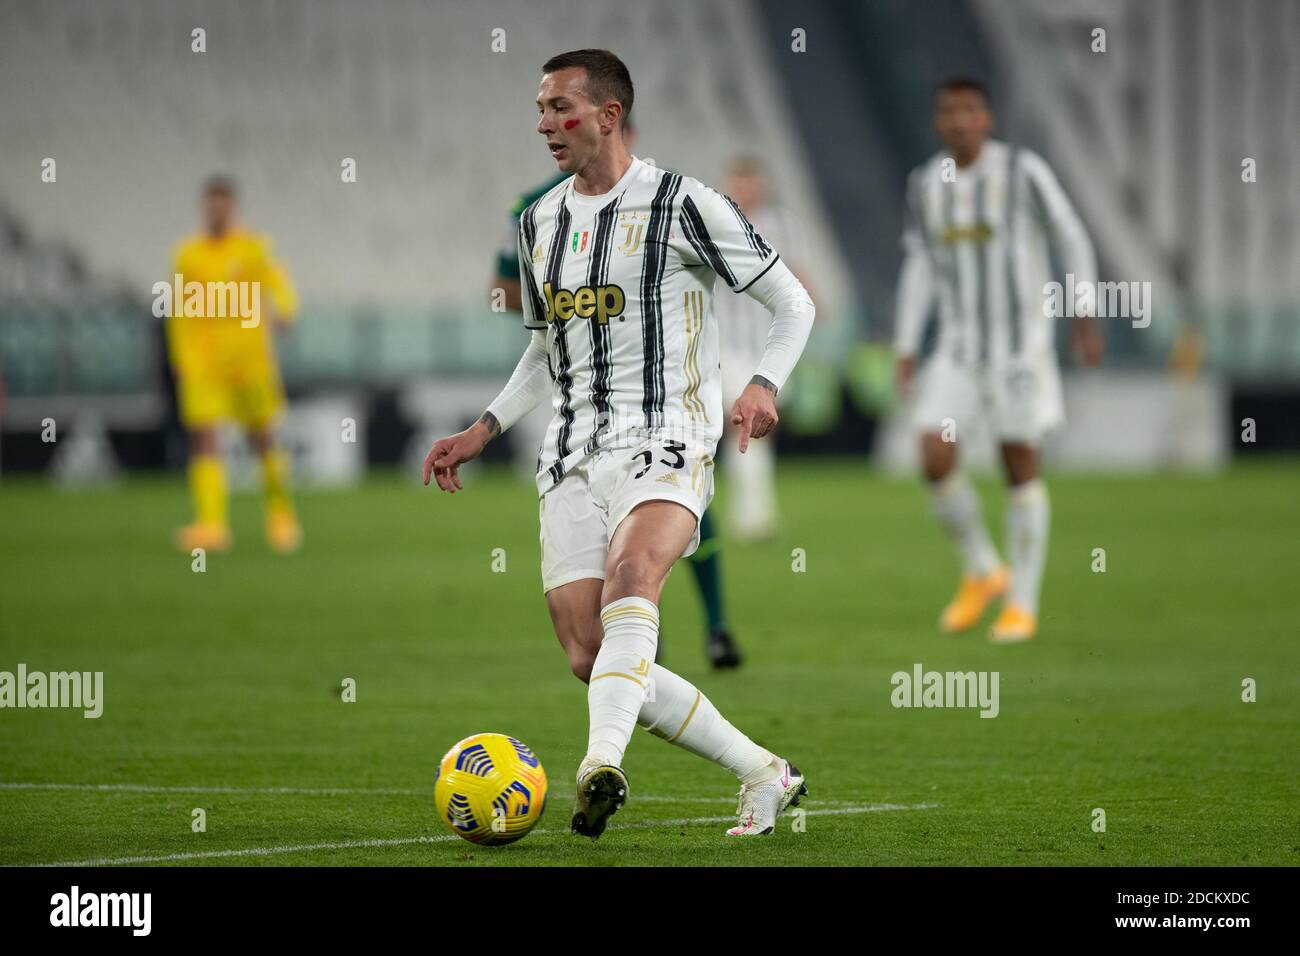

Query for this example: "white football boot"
[725,759,807,837]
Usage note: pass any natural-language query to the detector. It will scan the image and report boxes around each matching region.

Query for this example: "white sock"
[585,597,659,769]
[1006,478,1050,615]
[930,472,1000,576]
[638,664,777,787]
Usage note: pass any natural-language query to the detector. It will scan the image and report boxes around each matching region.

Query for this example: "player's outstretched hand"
[422,422,490,494]
[730,381,779,454]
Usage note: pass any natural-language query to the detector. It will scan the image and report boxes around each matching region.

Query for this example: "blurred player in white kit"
[894,77,1103,643]
[715,156,811,541]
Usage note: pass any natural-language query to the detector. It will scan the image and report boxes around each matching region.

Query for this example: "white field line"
[0,781,869,807]
[0,782,419,797]
[29,802,938,867]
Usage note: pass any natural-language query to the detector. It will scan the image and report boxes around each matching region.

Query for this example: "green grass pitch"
[1,459,1297,866]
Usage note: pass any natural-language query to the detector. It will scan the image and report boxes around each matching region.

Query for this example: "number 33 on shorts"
[621,437,715,529]
[537,437,716,592]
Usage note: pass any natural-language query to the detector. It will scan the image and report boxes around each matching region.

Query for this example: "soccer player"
[427,50,814,837]
[893,77,1103,643]
[714,156,811,541]
[492,123,744,670]
[168,176,302,554]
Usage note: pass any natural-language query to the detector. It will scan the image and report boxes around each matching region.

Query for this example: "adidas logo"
[655,472,680,487]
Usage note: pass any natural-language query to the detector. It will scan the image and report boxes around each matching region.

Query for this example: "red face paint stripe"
[564,119,580,130]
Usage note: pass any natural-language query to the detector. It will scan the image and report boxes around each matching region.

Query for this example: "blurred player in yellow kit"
[168,176,301,554]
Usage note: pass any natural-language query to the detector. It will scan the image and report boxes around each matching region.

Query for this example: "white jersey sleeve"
[1022,149,1098,290]
[745,258,815,391]
[485,330,551,432]
[675,182,780,293]
[673,180,813,391]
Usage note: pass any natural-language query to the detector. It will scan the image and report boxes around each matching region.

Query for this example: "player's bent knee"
[552,619,600,681]
[551,619,598,682]
[567,646,596,684]
[1000,443,1040,485]
[921,435,956,483]
[603,554,665,603]
[545,580,603,682]
[923,460,951,483]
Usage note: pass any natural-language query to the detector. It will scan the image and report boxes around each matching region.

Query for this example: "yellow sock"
[260,448,294,514]
[189,454,228,528]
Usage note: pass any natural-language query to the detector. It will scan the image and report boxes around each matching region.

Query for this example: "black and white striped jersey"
[517,157,779,494]
[894,140,1098,366]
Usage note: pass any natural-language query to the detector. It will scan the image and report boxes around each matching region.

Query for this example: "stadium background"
[3,0,1298,478]
[1,0,1297,868]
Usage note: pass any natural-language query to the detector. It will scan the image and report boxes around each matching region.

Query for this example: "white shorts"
[538,436,716,593]
[913,352,1064,445]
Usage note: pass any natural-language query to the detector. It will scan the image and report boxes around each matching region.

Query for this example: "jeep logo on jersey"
[941,222,995,244]
[543,282,626,325]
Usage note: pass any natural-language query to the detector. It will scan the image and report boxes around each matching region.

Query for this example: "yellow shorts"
[175,359,286,430]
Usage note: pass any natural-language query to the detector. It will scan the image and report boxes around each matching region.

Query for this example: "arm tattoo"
[477,411,501,438]
[749,374,778,396]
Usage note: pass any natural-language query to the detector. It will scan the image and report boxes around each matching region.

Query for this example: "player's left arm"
[679,184,814,452]
[256,238,299,329]
[1024,153,1103,365]
[735,261,815,451]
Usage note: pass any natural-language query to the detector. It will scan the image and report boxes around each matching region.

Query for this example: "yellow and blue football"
[433,733,548,846]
